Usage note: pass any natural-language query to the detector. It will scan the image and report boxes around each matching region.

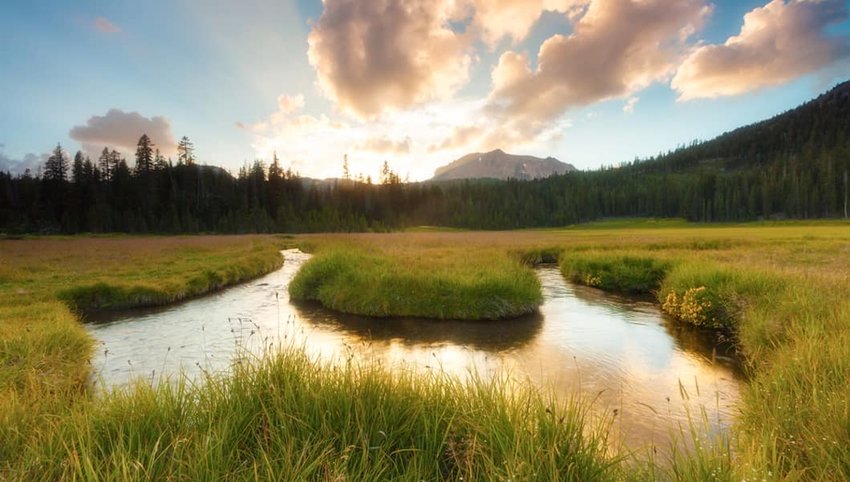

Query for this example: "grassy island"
[289,245,542,320]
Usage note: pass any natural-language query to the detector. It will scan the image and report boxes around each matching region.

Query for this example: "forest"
[1,81,848,234]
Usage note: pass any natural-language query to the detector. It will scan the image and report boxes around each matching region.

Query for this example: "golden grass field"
[0,235,286,469]
[1,221,848,480]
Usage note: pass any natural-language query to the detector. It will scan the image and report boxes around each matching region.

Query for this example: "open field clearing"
[1,221,848,479]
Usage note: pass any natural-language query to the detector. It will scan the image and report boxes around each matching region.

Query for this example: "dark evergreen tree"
[72,151,85,184]
[135,134,155,174]
[98,147,112,181]
[154,149,168,171]
[43,143,68,182]
[177,136,195,166]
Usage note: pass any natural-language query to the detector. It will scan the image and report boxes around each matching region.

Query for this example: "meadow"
[0,235,286,471]
[296,221,850,480]
[1,221,849,480]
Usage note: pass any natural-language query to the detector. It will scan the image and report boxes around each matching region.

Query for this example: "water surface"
[87,249,742,449]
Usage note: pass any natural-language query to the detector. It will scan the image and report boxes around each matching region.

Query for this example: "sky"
[1,0,849,181]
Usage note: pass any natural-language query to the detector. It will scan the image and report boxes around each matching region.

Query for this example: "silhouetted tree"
[72,151,85,184]
[43,144,68,182]
[135,134,155,174]
[177,136,195,166]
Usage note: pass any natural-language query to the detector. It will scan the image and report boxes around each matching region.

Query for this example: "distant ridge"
[431,149,575,181]
[637,78,850,174]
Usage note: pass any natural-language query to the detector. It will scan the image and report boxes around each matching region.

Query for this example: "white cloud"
[356,137,412,155]
[488,0,710,126]
[276,94,304,115]
[0,148,46,176]
[69,109,178,158]
[467,0,589,47]
[672,0,850,100]
[250,94,502,180]
[307,0,473,118]
[464,0,710,150]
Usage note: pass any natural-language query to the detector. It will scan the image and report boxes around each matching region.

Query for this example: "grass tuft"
[16,347,620,481]
[560,252,673,294]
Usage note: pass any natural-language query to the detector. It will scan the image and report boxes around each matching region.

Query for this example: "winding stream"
[86,249,742,449]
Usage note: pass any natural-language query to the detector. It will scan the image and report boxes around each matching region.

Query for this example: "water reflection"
[87,249,742,450]
[567,282,741,375]
[291,300,544,352]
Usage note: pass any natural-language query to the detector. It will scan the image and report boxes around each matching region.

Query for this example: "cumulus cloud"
[307,0,472,118]
[428,125,487,152]
[468,0,588,47]
[623,96,639,113]
[69,109,178,157]
[0,149,46,176]
[445,0,709,151]
[487,0,710,133]
[672,0,850,100]
[356,136,412,154]
[250,93,495,180]
[276,94,304,115]
[94,17,121,34]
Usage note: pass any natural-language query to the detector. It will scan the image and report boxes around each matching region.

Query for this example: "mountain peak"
[432,149,575,181]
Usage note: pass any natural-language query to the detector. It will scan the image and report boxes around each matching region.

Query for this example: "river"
[86,249,742,450]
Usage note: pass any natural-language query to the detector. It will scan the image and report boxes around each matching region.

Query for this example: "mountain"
[636,79,850,174]
[431,149,575,181]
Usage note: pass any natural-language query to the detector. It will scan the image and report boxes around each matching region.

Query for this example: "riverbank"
[20,346,621,480]
[557,241,850,479]
[0,235,288,471]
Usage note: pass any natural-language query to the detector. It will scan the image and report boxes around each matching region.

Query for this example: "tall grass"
[4,224,850,479]
[15,347,619,481]
[290,247,542,319]
[59,248,283,312]
[0,235,287,473]
[560,252,672,294]
[556,240,850,480]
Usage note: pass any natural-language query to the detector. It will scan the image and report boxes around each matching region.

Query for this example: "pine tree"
[109,149,123,178]
[380,161,390,185]
[43,143,68,182]
[177,136,195,166]
[72,151,85,184]
[269,152,283,181]
[154,149,168,170]
[83,156,95,182]
[135,134,155,174]
[98,147,112,181]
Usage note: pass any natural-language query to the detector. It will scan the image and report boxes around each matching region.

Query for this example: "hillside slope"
[639,80,850,173]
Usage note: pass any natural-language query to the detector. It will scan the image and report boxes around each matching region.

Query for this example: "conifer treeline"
[1,81,848,233]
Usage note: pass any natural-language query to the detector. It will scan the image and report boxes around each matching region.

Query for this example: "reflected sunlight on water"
[87,249,742,450]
